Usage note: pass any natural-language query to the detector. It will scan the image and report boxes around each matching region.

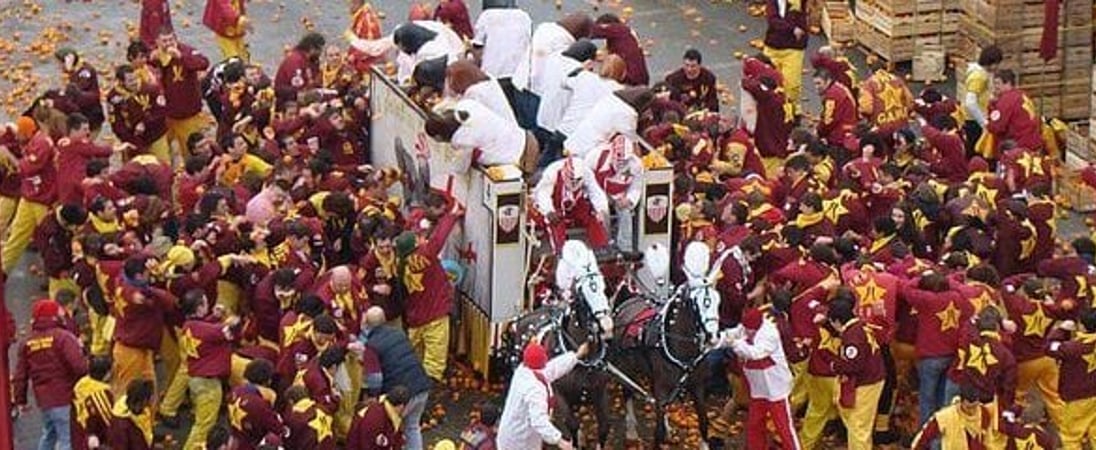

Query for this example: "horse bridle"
[560,272,610,366]
[652,285,717,406]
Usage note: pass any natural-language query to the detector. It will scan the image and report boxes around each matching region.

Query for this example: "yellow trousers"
[408,317,450,380]
[789,360,809,411]
[166,114,208,160]
[229,354,250,387]
[141,136,171,164]
[215,34,249,61]
[838,381,884,450]
[217,280,242,316]
[159,328,188,418]
[1016,356,1064,426]
[799,374,839,450]
[763,47,805,114]
[0,195,17,239]
[112,342,156,396]
[88,309,114,356]
[2,199,48,271]
[184,376,223,450]
[1061,396,1096,449]
[336,355,363,439]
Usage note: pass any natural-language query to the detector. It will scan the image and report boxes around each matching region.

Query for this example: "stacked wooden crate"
[821,1,855,45]
[957,0,1093,122]
[854,0,961,61]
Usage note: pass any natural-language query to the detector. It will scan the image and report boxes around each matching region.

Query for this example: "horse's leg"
[623,392,640,441]
[594,379,611,450]
[555,394,581,448]
[691,382,712,450]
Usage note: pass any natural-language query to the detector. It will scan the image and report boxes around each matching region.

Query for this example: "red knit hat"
[523,342,548,370]
[31,299,60,320]
[741,308,763,331]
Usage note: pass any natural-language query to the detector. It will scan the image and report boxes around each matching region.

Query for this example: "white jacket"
[535,55,584,132]
[395,21,466,85]
[463,79,518,124]
[728,319,793,401]
[533,157,610,216]
[497,353,580,449]
[450,98,525,167]
[514,22,575,94]
[473,8,532,79]
[558,72,621,136]
[563,94,638,158]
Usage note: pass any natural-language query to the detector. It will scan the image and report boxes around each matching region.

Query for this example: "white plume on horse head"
[681,241,723,338]
[643,243,670,283]
[556,240,613,338]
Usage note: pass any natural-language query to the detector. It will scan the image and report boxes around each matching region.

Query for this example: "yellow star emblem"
[1084,350,1096,373]
[937,302,961,331]
[822,195,850,224]
[819,328,842,355]
[1012,431,1040,450]
[964,343,998,375]
[974,184,998,207]
[1022,306,1052,338]
[971,289,996,312]
[309,409,334,442]
[1017,152,1045,178]
[1019,221,1037,260]
[180,328,201,360]
[228,397,247,430]
[854,277,886,310]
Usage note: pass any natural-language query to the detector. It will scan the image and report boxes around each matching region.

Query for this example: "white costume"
[462,79,518,124]
[726,318,794,401]
[449,98,526,167]
[472,7,532,80]
[585,136,644,251]
[497,353,580,449]
[514,22,576,95]
[563,93,639,158]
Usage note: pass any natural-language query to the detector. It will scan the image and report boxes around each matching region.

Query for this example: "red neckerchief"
[741,331,776,370]
[531,370,557,414]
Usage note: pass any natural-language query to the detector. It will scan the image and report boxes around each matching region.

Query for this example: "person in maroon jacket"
[827,297,885,450]
[901,272,975,425]
[109,378,155,450]
[13,299,89,450]
[741,66,790,163]
[106,64,170,162]
[2,108,64,273]
[1046,308,1096,448]
[763,0,808,114]
[229,359,288,450]
[150,29,210,157]
[396,200,463,381]
[917,114,968,184]
[274,33,325,105]
[282,385,337,450]
[814,67,857,147]
[591,14,649,86]
[347,385,411,450]
[297,346,345,417]
[71,356,114,450]
[33,204,88,298]
[139,0,173,47]
[986,69,1043,156]
[179,289,241,449]
[433,0,473,40]
[110,255,177,395]
[951,307,1017,416]
[56,113,123,206]
[50,48,105,134]
[664,49,719,112]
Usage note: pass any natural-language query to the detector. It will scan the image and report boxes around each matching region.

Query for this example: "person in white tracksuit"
[497,341,590,450]
[724,308,802,449]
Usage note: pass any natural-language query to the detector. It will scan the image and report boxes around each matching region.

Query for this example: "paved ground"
[1,0,1087,448]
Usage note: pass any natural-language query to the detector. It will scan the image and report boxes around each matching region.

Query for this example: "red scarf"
[532,370,558,414]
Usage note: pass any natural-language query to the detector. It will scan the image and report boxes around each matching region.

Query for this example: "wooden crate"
[861,0,947,15]
[822,1,856,43]
[856,1,959,37]
[1059,167,1096,212]
[856,20,956,61]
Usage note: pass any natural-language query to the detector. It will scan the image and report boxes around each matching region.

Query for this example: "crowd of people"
[3,0,1094,449]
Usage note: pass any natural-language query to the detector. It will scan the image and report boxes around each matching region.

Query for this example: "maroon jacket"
[32,209,78,278]
[433,0,473,39]
[229,384,287,450]
[56,137,113,205]
[183,317,234,378]
[402,212,460,327]
[764,0,808,50]
[106,84,168,150]
[150,43,210,119]
[742,75,790,159]
[833,318,885,387]
[274,49,320,104]
[300,360,340,414]
[284,399,337,450]
[900,282,973,358]
[108,408,153,450]
[12,318,88,408]
[112,282,176,350]
[1046,328,1096,402]
[139,0,172,47]
[591,22,650,85]
[347,399,405,450]
[19,132,58,205]
[53,63,105,130]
